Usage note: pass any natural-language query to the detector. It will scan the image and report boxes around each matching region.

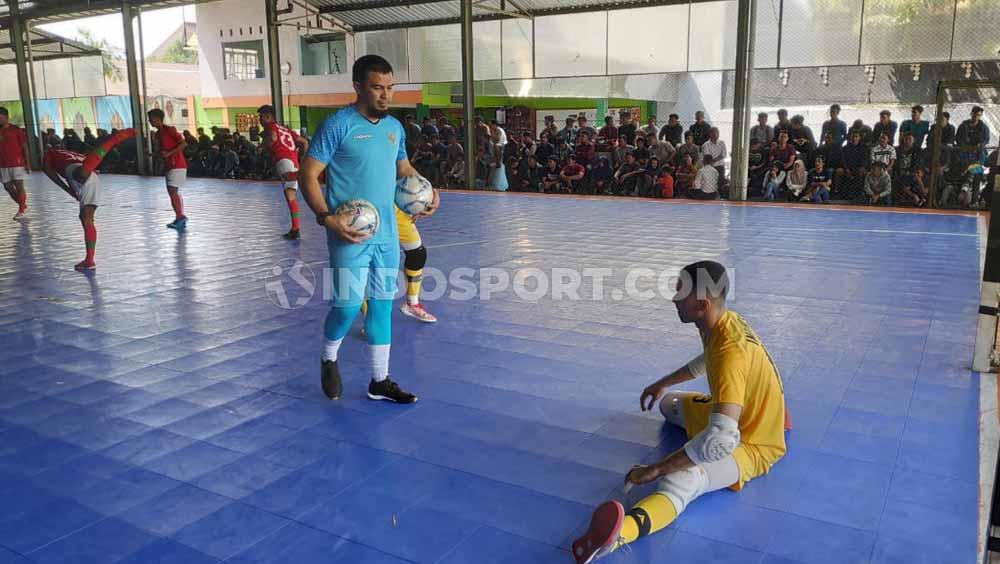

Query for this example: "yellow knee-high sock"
[405,268,423,305]
[620,493,678,544]
[360,300,368,318]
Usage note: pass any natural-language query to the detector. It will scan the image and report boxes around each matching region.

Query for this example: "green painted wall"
[419,85,652,120]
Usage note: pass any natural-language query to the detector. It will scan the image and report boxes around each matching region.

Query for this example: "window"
[223,40,264,80]
[300,34,347,76]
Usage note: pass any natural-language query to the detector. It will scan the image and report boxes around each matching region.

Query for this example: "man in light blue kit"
[299,54,440,404]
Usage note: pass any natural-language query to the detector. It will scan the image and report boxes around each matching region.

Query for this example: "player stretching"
[361,209,438,323]
[42,149,102,270]
[0,107,31,220]
[258,105,309,240]
[147,109,188,231]
[300,55,439,404]
[572,261,787,563]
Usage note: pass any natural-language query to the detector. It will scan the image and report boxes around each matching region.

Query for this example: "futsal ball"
[395,174,434,215]
[336,199,380,241]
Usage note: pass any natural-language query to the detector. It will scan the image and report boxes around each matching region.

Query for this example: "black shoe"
[282,229,300,240]
[367,377,417,404]
[321,359,342,400]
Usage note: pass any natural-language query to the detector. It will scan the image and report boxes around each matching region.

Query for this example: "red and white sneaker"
[74,259,96,271]
[400,302,437,323]
[572,500,626,564]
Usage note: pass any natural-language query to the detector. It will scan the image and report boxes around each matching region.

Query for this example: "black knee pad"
[404,245,427,272]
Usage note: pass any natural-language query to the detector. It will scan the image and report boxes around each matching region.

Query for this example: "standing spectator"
[597,116,618,151]
[821,104,848,147]
[750,112,773,146]
[474,116,491,148]
[814,132,843,172]
[804,156,832,203]
[772,109,791,140]
[893,132,923,200]
[675,132,700,167]
[541,156,562,193]
[957,106,990,151]
[688,111,711,146]
[900,105,930,149]
[701,127,727,193]
[871,133,896,170]
[615,152,643,196]
[649,134,675,165]
[489,120,508,150]
[763,161,786,201]
[785,159,808,200]
[841,131,869,200]
[690,154,720,200]
[659,114,683,147]
[488,144,508,192]
[421,117,438,138]
[873,110,898,147]
[769,130,796,172]
[640,115,659,139]
[849,119,874,148]
[612,135,634,169]
[577,116,597,140]
[543,115,559,140]
[560,154,586,194]
[197,127,211,148]
[618,112,638,146]
[535,131,555,164]
[788,115,816,157]
[930,111,956,147]
[403,115,422,157]
[591,156,614,195]
[633,136,651,166]
[553,136,572,164]
[864,161,892,205]
[83,127,97,147]
[674,153,697,196]
[437,117,455,141]
[574,131,596,167]
[558,116,578,145]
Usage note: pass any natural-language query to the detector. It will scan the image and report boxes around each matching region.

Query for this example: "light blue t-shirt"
[306,105,407,247]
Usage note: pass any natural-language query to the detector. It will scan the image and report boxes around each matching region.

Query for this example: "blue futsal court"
[0,175,982,564]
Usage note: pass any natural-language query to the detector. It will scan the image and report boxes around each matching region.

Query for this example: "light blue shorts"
[326,241,399,307]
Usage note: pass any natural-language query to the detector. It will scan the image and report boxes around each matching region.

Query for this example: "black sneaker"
[367,377,417,404]
[321,359,342,400]
[282,229,300,240]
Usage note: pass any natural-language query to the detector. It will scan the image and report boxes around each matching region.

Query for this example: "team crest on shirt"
[387,132,397,145]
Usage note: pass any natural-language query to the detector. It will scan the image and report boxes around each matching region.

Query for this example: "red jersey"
[0,124,28,168]
[155,126,187,171]
[44,149,85,176]
[265,122,301,165]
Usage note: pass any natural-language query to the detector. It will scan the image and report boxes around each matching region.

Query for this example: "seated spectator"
[83,127,97,147]
[522,154,543,192]
[769,130,796,173]
[197,127,211,149]
[873,110,898,147]
[474,144,491,188]
[841,131,869,200]
[640,115,659,139]
[900,105,930,149]
[690,154,720,200]
[641,157,661,197]
[421,116,439,138]
[519,130,536,159]
[535,131,555,164]
[633,136,651,166]
[659,114,683,147]
[688,111,711,146]
[821,104,847,147]
[814,132,843,171]
[893,132,923,202]
[443,136,466,188]
[597,116,618,152]
[612,135,634,169]
[541,157,562,193]
[558,116,578,145]
[649,134,675,165]
[803,156,832,203]
[748,138,768,196]
[901,167,929,207]
[591,157,614,195]
[553,136,572,164]
[618,112,638,145]
[543,115,559,140]
[438,117,455,141]
[864,161,892,205]
[63,129,88,154]
[577,116,597,141]
[930,111,956,147]
[701,127,727,194]
[216,141,239,179]
[574,131,596,167]
[656,165,675,198]
[785,159,808,200]
[763,161,786,201]
[848,119,874,148]
[750,112,773,146]
[560,154,586,194]
[871,133,896,170]
[675,132,700,167]
[674,153,697,195]
[788,115,816,157]
[615,152,644,196]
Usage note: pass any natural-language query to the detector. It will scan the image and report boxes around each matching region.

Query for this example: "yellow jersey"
[683,309,787,489]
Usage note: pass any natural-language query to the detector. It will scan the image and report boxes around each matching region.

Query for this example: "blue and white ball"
[395,174,434,216]
[336,199,380,241]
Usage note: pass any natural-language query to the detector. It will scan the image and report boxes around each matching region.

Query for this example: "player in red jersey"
[258,105,309,240]
[147,109,188,231]
[0,107,31,220]
[42,148,101,270]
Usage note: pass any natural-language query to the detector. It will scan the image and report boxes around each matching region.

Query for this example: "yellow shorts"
[396,206,422,251]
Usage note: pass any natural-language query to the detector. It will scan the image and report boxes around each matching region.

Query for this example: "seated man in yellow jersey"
[572,261,787,563]
[360,206,438,323]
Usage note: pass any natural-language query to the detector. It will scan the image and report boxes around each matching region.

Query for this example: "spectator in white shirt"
[870,133,896,170]
[691,154,720,200]
[701,127,727,193]
[640,115,659,139]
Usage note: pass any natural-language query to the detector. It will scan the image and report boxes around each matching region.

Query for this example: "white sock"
[406,294,419,306]
[322,338,343,362]
[370,344,390,382]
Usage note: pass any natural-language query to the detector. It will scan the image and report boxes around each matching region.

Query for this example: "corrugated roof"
[310,0,686,32]
[0,0,211,25]
[0,26,101,64]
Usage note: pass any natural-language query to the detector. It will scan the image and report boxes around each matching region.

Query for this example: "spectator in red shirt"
[147,109,189,231]
[574,131,596,167]
[657,165,675,198]
[769,130,796,173]
[0,107,31,220]
[673,153,697,196]
[259,105,310,240]
[560,154,586,194]
[597,116,618,152]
